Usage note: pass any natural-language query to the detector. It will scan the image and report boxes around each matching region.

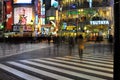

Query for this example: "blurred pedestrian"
[47,35,51,45]
[68,36,75,56]
[75,35,79,44]
[108,35,113,43]
[47,35,51,55]
[108,35,113,53]
[53,34,60,55]
[78,34,85,59]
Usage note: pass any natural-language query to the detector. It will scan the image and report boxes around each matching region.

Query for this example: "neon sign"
[90,20,109,25]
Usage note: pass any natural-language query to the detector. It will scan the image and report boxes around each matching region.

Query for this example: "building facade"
[59,0,114,41]
[2,0,44,37]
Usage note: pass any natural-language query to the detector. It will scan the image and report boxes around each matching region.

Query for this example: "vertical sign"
[6,0,13,30]
[38,0,41,18]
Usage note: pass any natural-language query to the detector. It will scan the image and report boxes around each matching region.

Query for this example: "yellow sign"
[66,26,75,30]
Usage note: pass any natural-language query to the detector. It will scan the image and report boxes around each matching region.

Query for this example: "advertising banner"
[6,1,13,30]
[13,25,33,32]
[14,7,32,25]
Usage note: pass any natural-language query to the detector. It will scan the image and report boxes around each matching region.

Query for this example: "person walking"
[68,36,75,56]
[47,35,51,45]
[53,34,60,55]
[78,34,85,59]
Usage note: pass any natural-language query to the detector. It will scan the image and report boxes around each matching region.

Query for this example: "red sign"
[38,0,41,18]
[6,1,13,30]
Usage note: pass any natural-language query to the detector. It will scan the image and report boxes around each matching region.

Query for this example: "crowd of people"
[0,33,113,59]
[46,34,86,59]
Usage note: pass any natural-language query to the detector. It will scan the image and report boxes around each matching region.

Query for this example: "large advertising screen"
[13,0,32,4]
[14,7,32,25]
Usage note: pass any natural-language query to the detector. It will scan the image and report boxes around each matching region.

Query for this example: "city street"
[0,41,113,80]
[0,0,118,79]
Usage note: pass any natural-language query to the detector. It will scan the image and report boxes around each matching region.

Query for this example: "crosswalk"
[0,54,113,80]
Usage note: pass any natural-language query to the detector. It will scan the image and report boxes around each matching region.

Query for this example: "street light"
[0,24,4,29]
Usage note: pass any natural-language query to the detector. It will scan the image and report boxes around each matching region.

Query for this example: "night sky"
[44,0,51,10]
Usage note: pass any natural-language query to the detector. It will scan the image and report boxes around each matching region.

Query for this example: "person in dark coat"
[47,35,51,45]
[53,34,60,55]
[68,36,75,56]
[108,35,113,43]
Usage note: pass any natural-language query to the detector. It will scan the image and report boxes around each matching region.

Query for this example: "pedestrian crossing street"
[0,54,113,80]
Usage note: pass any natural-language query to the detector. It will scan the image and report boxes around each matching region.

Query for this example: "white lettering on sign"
[90,20,109,25]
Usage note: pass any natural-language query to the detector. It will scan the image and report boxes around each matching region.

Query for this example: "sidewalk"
[0,42,53,58]
[0,41,113,60]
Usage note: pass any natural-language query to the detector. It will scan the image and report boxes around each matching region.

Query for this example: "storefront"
[85,19,110,41]
[59,7,114,40]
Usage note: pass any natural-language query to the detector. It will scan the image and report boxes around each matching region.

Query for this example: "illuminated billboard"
[14,7,32,24]
[13,0,32,4]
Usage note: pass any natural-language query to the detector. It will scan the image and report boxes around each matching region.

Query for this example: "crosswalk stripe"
[0,64,42,80]
[75,55,113,62]
[7,62,73,80]
[19,60,106,80]
[57,57,113,68]
[0,53,113,80]
[70,56,113,65]
[32,59,113,78]
[47,57,113,72]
